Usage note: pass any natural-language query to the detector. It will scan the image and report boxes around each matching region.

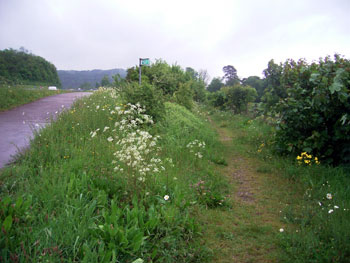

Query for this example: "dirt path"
[198,118,294,262]
[0,92,91,168]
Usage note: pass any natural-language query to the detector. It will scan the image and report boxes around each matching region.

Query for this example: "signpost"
[139,58,150,85]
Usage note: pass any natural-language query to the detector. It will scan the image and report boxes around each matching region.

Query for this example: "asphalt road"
[0,92,91,169]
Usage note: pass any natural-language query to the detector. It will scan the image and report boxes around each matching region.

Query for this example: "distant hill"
[58,68,126,89]
[0,48,61,87]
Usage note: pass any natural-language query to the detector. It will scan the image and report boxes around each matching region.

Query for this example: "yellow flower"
[296,156,303,160]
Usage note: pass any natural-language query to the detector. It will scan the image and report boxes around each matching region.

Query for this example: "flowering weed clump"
[296,152,320,166]
[187,139,206,159]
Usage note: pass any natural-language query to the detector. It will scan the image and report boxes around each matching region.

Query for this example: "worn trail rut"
[199,117,294,262]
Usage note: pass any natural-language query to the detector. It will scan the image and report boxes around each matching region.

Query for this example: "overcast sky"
[0,0,349,80]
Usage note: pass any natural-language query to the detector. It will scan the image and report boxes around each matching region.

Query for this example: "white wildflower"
[164,195,170,201]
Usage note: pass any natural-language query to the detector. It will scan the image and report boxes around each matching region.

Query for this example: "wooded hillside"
[0,48,61,87]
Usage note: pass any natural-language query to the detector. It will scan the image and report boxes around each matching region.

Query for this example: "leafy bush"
[207,90,227,110]
[174,82,194,110]
[271,55,350,165]
[120,82,165,123]
[223,85,257,113]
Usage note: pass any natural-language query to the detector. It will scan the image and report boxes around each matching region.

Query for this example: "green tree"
[241,76,266,102]
[261,59,283,112]
[222,65,240,86]
[185,67,198,80]
[208,90,227,109]
[101,75,111,87]
[0,48,61,87]
[207,77,223,92]
[113,73,126,88]
[174,82,194,110]
[223,85,257,113]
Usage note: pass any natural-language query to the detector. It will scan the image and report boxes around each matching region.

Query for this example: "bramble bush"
[270,54,350,165]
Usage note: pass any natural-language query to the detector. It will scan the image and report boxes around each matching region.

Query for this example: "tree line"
[112,55,349,166]
[0,48,61,87]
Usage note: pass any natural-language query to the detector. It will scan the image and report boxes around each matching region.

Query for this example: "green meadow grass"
[0,88,227,262]
[0,85,68,111]
[209,108,350,263]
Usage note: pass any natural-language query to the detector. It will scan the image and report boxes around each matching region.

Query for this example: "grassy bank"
[0,85,68,111]
[0,88,227,262]
[209,109,350,263]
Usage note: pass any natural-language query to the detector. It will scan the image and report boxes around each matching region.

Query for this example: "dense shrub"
[223,85,257,114]
[207,90,227,110]
[208,85,257,113]
[272,55,350,165]
[174,82,194,110]
[125,60,206,103]
[120,82,165,123]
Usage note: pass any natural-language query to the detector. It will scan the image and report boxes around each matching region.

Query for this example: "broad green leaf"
[131,232,144,252]
[2,215,13,232]
[15,196,23,209]
[302,147,312,153]
[329,82,342,94]
[309,73,320,84]
[330,68,346,94]
[132,259,144,263]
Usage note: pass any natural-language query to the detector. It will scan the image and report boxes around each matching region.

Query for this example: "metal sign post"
[139,58,150,85]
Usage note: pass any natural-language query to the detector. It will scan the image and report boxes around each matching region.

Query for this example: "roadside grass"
[0,88,228,262]
[0,85,68,111]
[209,108,350,263]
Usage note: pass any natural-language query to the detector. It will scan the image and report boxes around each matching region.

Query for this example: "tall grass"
[209,108,350,263]
[0,85,68,111]
[0,88,227,262]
